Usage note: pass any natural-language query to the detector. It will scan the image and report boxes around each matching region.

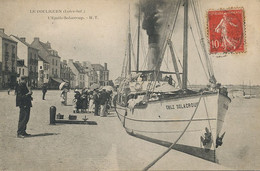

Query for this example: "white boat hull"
[116,92,231,162]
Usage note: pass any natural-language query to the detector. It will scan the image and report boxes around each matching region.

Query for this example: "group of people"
[73,88,113,117]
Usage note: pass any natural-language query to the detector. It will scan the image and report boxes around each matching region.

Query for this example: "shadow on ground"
[25,133,60,138]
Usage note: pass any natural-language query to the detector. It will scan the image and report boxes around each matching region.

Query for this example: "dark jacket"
[99,91,108,105]
[42,85,47,93]
[93,93,100,105]
[16,82,32,107]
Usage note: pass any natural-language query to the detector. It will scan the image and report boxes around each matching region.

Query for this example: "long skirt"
[88,99,94,112]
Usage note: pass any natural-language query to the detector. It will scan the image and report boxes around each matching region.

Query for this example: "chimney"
[104,63,107,70]
[75,61,80,64]
[82,61,87,67]
[46,41,51,48]
[20,37,26,42]
[0,28,4,33]
[34,37,39,42]
[69,59,73,63]
[63,60,67,64]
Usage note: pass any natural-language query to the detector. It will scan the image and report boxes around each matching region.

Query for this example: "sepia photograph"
[0,0,260,170]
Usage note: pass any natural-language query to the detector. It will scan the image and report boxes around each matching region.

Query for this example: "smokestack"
[0,28,4,33]
[20,37,26,42]
[139,0,171,70]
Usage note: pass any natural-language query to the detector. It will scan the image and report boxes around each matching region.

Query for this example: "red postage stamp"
[208,8,245,54]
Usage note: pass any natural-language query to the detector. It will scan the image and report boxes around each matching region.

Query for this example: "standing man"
[93,89,100,116]
[16,76,33,138]
[42,83,47,100]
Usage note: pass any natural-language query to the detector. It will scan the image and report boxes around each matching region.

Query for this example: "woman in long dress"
[88,91,94,113]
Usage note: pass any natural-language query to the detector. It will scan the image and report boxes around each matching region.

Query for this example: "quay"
[0,90,245,170]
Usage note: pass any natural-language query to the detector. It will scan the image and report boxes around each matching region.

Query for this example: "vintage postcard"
[0,0,259,170]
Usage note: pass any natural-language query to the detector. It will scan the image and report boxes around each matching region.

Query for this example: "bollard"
[50,106,56,125]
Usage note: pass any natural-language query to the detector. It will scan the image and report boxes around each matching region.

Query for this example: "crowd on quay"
[70,88,113,117]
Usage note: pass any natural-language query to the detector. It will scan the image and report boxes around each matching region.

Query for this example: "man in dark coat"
[16,76,33,138]
[93,89,100,116]
[42,83,48,100]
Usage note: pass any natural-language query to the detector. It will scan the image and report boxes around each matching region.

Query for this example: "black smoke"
[139,0,169,44]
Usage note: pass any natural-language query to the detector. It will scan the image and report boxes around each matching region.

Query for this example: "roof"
[73,63,85,74]
[39,41,61,58]
[10,35,37,49]
[92,64,104,71]
[0,32,17,43]
[38,55,49,64]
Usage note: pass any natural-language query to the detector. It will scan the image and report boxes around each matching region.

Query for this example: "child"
[73,98,77,113]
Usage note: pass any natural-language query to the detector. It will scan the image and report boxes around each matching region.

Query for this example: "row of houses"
[0,28,110,89]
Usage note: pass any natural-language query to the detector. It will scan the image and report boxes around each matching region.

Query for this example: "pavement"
[0,90,230,170]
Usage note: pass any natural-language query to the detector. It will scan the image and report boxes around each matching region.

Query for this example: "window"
[47,74,49,79]
[30,66,32,71]
[22,69,24,75]
[55,69,57,75]
[56,60,57,66]
[19,68,21,74]
[40,66,42,69]
[52,68,54,74]
[52,59,54,65]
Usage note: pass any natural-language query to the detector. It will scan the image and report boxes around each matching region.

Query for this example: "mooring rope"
[143,94,203,171]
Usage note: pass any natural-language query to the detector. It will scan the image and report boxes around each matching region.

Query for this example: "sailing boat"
[244,81,256,99]
[115,0,231,163]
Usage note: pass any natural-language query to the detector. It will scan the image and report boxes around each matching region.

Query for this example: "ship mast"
[128,5,132,75]
[136,0,141,72]
[182,0,188,89]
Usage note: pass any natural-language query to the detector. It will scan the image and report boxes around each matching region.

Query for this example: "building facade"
[60,60,76,88]
[0,28,18,89]
[38,55,49,87]
[16,59,28,83]
[91,63,109,86]
[11,35,39,88]
[68,59,85,89]
[31,37,61,88]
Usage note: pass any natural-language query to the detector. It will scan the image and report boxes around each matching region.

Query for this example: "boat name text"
[166,102,199,110]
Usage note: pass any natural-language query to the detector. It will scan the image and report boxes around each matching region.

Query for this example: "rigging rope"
[148,0,182,93]
[189,23,209,80]
[143,94,203,171]
[191,0,216,83]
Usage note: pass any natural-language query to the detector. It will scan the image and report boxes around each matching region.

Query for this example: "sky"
[0,0,259,85]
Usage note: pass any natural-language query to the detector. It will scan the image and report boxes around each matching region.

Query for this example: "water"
[218,97,260,170]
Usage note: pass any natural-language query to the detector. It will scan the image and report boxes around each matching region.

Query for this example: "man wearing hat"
[16,76,33,138]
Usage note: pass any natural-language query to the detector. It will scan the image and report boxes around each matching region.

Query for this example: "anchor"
[216,132,226,148]
[200,127,213,150]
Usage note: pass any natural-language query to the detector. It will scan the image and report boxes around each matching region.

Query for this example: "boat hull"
[115,92,231,162]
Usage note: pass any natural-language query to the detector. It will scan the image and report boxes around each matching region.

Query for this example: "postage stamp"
[207,8,245,54]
